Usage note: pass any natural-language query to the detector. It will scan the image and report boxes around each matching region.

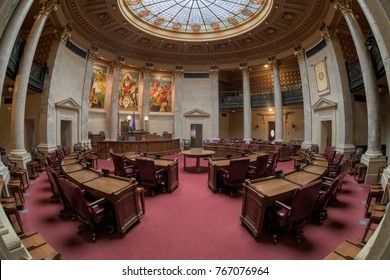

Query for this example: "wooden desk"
[301,164,328,176]
[60,158,142,236]
[182,150,215,173]
[283,170,322,186]
[207,156,260,192]
[124,154,179,193]
[60,163,84,173]
[82,176,140,236]
[241,177,299,239]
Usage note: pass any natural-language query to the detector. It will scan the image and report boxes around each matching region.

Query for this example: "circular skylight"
[125,0,265,33]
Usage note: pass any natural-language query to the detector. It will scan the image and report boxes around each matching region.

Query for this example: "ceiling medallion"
[120,0,274,42]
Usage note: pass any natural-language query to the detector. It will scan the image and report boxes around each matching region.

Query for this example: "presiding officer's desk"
[207,153,267,192]
[61,158,142,236]
[241,169,323,239]
[124,154,179,193]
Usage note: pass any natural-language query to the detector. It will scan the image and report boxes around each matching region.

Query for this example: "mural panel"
[89,65,107,109]
[119,71,139,111]
[149,75,173,112]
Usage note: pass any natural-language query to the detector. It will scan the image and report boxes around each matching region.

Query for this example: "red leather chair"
[246,154,269,180]
[110,151,138,178]
[312,174,343,224]
[266,150,279,176]
[136,157,167,197]
[55,147,65,161]
[218,158,250,197]
[58,178,114,242]
[45,165,70,216]
[268,179,322,244]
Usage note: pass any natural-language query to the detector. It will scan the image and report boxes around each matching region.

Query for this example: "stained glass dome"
[120,0,272,41]
[125,0,265,32]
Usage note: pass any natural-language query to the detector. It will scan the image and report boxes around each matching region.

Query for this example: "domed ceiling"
[50,0,341,69]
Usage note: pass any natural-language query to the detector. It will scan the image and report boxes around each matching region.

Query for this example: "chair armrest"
[87,197,106,207]
[156,168,166,175]
[273,200,291,211]
[124,165,135,171]
[219,167,229,174]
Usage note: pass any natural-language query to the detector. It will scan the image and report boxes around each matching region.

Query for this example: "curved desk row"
[240,164,327,239]
[96,139,181,159]
[60,157,142,236]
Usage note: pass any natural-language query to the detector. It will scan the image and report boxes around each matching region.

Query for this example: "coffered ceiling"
[22,0,369,71]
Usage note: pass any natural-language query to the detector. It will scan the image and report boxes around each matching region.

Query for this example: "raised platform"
[96,139,181,159]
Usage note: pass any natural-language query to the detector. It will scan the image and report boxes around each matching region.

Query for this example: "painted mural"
[149,75,172,112]
[119,72,139,111]
[89,66,107,109]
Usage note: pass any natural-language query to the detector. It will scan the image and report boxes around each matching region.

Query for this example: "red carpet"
[19,155,369,260]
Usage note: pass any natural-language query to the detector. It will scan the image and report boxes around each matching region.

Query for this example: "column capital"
[54,22,73,44]
[239,62,249,76]
[174,65,184,78]
[319,22,339,43]
[209,64,219,79]
[88,44,99,61]
[329,0,352,14]
[142,64,153,76]
[293,43,305,61]
[112,55,125,70]
[268,55,280,70]
[39,0,61,16]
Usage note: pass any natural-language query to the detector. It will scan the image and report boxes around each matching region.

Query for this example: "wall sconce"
[127,115,132,121]
[144,115,149,132]
[8,86,14,93]
[268,108,273,112]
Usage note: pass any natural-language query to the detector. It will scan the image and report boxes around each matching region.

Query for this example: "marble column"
[0,0,34,107]
[9,0,61,169]
[38,24,73,154]
[173,65,184,140]
[357,0,390,91]
[80,44,98,147]
[239,62,251,142]
[294,44,312,150]
[210,64,220,140]
[269,55,283,143]
[319,24,355,155]
[141,63,153,131]
[331,0,385,183]
[106,57,124,140]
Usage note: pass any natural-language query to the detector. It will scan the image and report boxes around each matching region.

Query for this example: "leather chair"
[31,147,45,172]
[45,165,70,216]
[246,154,269,180]
[46,151,63,177]
[268,179,322,244]
[62,146,72,156]
[55,147,65,161]
[312,174,343,224]
[58,177,114,242]
[1,155,29,191]
[110,150,137,178]
[217,158,250,197]
[347,147,363,174]
[266,150,279,176]
[136,157,167,197]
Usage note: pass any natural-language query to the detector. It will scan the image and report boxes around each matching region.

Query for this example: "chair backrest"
[58,178,90,219]
[288,179,322,231]
[136,157,157,182]
[316,174,342,211]
[45,165,68,206]
[256,154,269,178]
[1,155,16,172]
[110,152,127,177]
[227,158,250,183]
[355,148,363,159]
[31,147,43,158]
[333,152,344,165]
[47,151,60,168]
[73,143,82,153]
[63,146,72,156]
[55,147,65,161]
